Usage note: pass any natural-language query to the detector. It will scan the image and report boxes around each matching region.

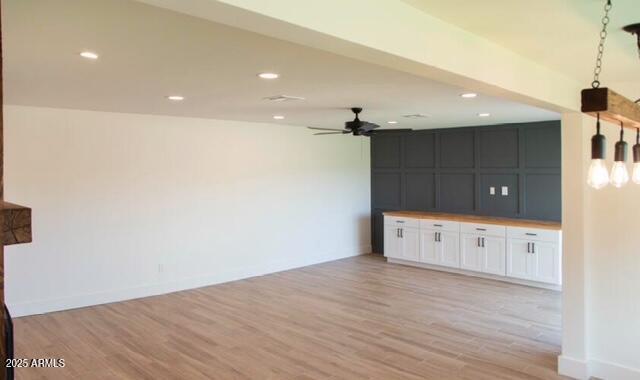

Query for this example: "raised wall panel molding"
[371,121,561,255]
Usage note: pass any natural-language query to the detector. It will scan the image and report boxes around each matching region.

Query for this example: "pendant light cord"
[592,0,613,88]
[597,113,601,134]
[620,121,624,141]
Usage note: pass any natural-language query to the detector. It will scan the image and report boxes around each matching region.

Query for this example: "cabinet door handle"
[476,228,487,231]
[527,242,531,253]
[531,242,535,253]
[396,220,405,224]
[482,237,485,247]
[434,224,443,227]
[434,232,438,242]
[477,237,481,247]
[400,228,403,238]
[397,228,400,238]
[525,233,537,236]
[437,232,441,242]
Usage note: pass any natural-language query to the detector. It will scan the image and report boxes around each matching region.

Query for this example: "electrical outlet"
[490,187,496,195]
[501,186,509,196]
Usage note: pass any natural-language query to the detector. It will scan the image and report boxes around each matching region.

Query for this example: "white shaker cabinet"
[506,239,535,280]
[438,231,461,268]
[506,227,562,285]
[460,233,483,272]
[384,214,562,288]
[419,219,460,268]
[384,216,420,262]
[460,223,507,276]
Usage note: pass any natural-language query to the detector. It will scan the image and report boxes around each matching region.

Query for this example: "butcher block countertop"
[383,211,562,231]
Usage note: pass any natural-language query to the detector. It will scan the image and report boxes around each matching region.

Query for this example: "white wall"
[584,117,640,378]
[3,105,371,317]
[559,113,589,375]
[560,113,640,380]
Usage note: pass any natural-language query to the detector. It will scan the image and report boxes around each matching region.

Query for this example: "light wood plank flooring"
[13,254,566,379]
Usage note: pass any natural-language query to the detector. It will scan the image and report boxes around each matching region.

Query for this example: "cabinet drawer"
[419,219,460,232]
[384,216,420,228]
[460,222,506,237]
[507,226,560,243]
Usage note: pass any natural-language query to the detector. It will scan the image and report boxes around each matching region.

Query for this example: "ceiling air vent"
[402,113,431,118]
[263,95,306,102]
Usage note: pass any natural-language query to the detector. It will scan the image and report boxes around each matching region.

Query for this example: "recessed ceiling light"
[80,51,99,60]
[273,115,285,120]
[387,121,398,124]
[167,95,185,101]
[478,113,491,117]
[461,93,477,98]
[258,72,279,79]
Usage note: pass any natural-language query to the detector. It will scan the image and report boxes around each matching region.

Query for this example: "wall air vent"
[263,95,306,102]
[402,113,431,118]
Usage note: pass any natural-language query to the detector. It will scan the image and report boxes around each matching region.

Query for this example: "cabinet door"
[400,227,420,262]
[420,229,439,265]
[506,239,535,280]
[460,234,483,272]
[531,241,561,284]
[482,236,506,276]
[384,226,402,259]
[439,231,461,268]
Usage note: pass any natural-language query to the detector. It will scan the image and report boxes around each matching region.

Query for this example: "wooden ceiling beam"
[1,202,32,246]
[581,87,640,129]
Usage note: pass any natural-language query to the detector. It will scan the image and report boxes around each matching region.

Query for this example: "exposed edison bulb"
[587,159,610,189]
[632,162,640,184]
[610,161,629,188]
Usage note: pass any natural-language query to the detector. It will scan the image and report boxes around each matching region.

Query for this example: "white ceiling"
[403,0,640,92]
[3,0,559,130]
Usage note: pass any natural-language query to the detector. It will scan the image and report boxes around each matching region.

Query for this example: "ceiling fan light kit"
[583,0,640,189]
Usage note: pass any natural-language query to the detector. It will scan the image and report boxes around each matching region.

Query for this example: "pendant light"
[610,122,629,188]
[632,129,640,184]
[587,114,610,189]
[581,1,640,162]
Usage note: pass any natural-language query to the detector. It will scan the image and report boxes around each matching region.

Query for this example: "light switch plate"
[501,186,509,196]
[489,187,496,195]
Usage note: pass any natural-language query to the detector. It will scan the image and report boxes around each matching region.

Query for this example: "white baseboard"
[558,355,589,379]
[558,355,640,380]
[8,245,371,317]
[590,359,640,380]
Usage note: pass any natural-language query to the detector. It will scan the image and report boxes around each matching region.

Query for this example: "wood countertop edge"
[382,211,561,231]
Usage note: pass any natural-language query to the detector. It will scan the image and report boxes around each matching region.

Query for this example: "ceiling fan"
[307,107,411,137]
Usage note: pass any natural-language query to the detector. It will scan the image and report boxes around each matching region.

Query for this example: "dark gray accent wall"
[371,120,561,254]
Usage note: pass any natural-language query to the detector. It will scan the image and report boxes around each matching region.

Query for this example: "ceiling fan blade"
[361,121,380,130]
[314,132,348,135]
[307,126,346,132]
